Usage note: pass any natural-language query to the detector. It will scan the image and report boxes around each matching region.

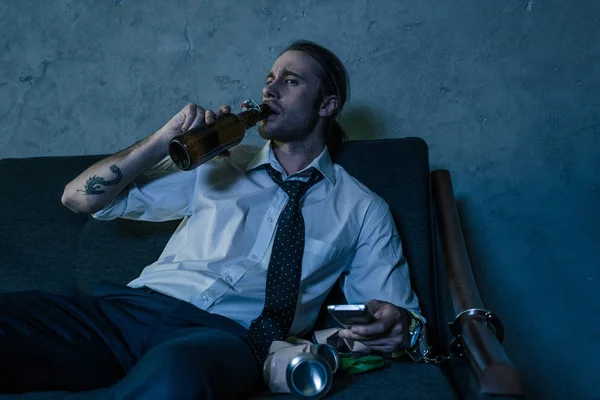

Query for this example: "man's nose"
[262,82,279,101]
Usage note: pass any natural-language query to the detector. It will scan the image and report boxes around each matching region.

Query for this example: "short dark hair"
[282,40,350,158]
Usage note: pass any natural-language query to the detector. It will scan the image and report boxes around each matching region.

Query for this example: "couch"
[0,137,522,399]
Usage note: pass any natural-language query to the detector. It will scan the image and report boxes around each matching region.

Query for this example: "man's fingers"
[188,106,205,130]
[366,299,385,316]
[215,104,231,118]
[181,104,206,132]
[180,105,195,132]
[338,324,386,341]
[204,109,216,125]
[351,319,389,336]
[337,303,410,354]
[179,103,230,132]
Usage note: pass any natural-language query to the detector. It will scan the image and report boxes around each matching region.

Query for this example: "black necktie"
[246,164,324,365]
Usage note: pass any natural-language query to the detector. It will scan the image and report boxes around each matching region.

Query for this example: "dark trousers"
[0,282,259,399]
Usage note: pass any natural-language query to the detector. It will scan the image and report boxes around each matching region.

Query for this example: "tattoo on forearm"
[77,165,124,195]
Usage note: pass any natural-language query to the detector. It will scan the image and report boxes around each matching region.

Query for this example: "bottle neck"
[238,104,273,128]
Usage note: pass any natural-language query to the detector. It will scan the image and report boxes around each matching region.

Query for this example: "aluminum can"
[286,352,332,399]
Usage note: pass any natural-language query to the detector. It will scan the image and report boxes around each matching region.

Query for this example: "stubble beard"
[258,118,306,142]
[258,104,320,142]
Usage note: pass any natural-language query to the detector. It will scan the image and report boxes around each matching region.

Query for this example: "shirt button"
[251,254,259,260]
[267,217,274,223]
[202,295,208,302]
[225,275,233,283]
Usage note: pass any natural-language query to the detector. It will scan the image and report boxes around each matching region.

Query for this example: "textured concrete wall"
[1,0,599,397]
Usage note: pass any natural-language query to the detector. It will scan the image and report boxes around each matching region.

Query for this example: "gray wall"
[1,0,598,398]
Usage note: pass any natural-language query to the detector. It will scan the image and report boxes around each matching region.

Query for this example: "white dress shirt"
[93,141,422,336]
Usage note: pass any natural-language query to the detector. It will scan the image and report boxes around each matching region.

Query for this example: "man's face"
[258,50,323,141]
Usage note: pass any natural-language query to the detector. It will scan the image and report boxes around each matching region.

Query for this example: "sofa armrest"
[431,170,524,397]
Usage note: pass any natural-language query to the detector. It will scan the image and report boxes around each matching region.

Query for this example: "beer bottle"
[169,99,273,170]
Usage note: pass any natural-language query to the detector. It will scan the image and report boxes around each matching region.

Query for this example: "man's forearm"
[61,130,170,214]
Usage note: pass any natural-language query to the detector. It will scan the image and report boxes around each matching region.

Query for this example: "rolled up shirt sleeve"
[341,198,425,322]
[93,156,197,222]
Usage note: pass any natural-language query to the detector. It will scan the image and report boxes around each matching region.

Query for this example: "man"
[1,41,423,399]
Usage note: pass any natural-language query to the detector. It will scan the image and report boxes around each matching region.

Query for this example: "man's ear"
[319,95,339,118]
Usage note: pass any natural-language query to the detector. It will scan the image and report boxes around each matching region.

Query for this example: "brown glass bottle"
[169,102,273,171]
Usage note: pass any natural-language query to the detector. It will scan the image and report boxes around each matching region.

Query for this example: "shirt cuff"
[91,190,128,220]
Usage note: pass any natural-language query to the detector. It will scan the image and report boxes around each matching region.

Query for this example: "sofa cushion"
[0,138,438,346]
[250,361,456,400]
[0,138,454,399]
[75,217,180,293]
[335,139,439,348]
[0,156,90,294]
[2,361,455,400]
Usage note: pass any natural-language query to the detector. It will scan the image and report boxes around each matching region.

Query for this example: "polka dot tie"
[246,164,324,365]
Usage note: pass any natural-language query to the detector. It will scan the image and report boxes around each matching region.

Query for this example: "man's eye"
[266,79,273,85]
[285,79,297,85]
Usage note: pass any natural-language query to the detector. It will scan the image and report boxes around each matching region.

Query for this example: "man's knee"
[159,332,258,395]
[112,329,259,399]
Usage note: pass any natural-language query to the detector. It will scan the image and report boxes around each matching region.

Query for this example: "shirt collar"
[246,141,336,185]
